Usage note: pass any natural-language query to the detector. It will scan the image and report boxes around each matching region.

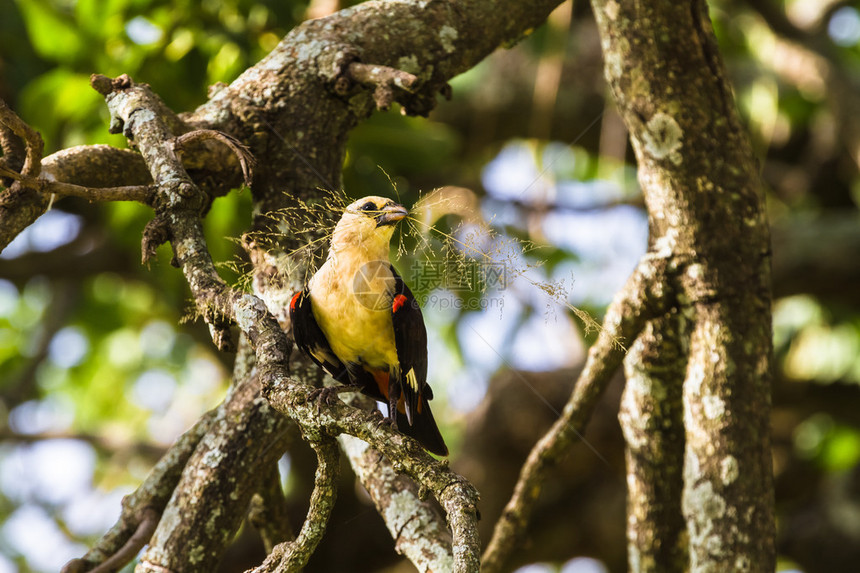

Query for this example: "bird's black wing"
[391,268,447,456]
[390,269,428,422]
[292,281,447,456]
[289,288,350,384]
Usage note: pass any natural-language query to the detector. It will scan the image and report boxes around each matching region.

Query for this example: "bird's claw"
[308,387,340,411]
[371,410,395,430]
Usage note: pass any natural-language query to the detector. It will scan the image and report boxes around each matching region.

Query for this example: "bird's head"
[330,196,408,258]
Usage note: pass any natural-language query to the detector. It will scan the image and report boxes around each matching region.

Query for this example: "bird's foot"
[370,409,396,430]
[308,386,341,407]
[308,385,362,414]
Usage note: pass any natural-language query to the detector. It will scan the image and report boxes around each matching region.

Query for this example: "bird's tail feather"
[395,396,448,456]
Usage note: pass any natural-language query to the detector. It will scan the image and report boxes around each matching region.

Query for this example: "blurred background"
[0,0,858,571]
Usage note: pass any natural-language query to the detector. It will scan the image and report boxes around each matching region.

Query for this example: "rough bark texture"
[136,375,290,572]
[11,2,566,570]
[251,438,341,572]
[341,434,454,571]
[620,317,687,572]
[261,374,482,573]
[591,0,776,570]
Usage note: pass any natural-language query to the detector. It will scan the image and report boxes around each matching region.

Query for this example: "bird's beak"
[376,203,408,227]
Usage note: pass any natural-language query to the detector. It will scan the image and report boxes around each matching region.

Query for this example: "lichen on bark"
[592,0,776,570]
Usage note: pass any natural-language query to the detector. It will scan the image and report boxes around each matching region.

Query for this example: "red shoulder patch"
[392,294,407,313]
[290,291,302,312]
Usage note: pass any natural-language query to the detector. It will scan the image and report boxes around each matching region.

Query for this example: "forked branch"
[481,253,672,573]
[61,410,215,573]
[250,438,340,573]
[88,72,481,572]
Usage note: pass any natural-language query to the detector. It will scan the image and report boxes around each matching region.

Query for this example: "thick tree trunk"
[592,0,776,570]
[136,372,291,572]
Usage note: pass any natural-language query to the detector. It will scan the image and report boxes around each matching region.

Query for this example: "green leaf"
[17,0,85,63]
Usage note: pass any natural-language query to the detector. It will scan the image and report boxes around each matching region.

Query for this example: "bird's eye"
[361,201,376,212]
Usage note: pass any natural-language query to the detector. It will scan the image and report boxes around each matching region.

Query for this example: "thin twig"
[0,99,49,253]
[342,62,419,110]
[0,162,23,181]
[0,126,26,179]
[0,97,43,177]
[173,129,255,187]
[347,62,418,91]
[87,507,160,573]
[43,179,157,204]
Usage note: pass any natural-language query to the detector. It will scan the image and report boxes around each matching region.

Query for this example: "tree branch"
[340,432,454,571]
[1,175,155,204]
[0,107,156,253]
[0,123,26,181]
[481,253,670,573]
[591,0,777,569]
[173,128,255,188]
[88,73,244,350]
[0,185,48,253]
[41,144,152,188]
[338,61,421,111]
[85,508,160,573]
[136,373,291,572]
[62,410,216,573]
[66,0,579,567]
[248,462,295,554]
[250,437,340,573]
[44,180,156,203]
[261,377,481,572]
[0,99,49,252]
[86,68,483,571]
[0,98,43,177]
[191,0,565,130]
[619,315,687,571]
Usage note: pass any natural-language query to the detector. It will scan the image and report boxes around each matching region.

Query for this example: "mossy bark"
[620,317,687,572]
[592,0,776,570]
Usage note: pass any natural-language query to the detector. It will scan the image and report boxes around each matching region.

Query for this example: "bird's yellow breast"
[309,254,399,370]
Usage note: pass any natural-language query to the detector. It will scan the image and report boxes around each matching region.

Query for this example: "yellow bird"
[289,196,448,456]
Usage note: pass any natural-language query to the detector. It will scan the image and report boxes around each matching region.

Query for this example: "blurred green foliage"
[2,0,307,151]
